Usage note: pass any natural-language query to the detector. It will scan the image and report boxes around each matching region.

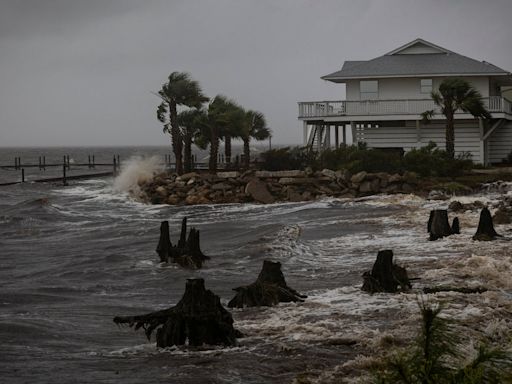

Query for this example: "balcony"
[298,96,512,119]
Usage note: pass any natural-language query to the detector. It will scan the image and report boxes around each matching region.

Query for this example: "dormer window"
[420,79,432,94]
[360,80,378,100]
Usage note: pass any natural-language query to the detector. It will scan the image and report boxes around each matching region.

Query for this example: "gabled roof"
[322,38,511,82]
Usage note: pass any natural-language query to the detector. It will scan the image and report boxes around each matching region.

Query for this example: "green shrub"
[260,142,474,176]
[260,147,315,171]
[403,142,473,177]
[316,145,403,174]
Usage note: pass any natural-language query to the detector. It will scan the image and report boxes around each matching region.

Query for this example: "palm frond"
[421,110,435,125]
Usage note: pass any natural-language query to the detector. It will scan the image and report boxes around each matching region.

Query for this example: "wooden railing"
[298,96,512,118]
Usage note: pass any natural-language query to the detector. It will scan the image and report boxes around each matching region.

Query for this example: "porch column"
[303,121,308,146]
[325,125,331,149]
[350,122,357,145]
[342,125,346,145]
[478,118,486,165]
[316,125,323,151]
[416,120,421,147]
[334,125,339,148]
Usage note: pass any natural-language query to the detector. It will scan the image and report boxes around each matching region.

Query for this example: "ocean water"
[1,147,511,383]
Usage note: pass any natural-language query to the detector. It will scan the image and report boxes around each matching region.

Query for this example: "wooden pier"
[0,152,237,187]
[0,153,124,186]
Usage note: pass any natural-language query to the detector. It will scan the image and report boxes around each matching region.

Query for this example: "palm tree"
[421,78,491,159]
[177,109,203,173]
[156,72,208,175]
[194,96,242,173]
[222,104,246,167]
[241,110,270,168]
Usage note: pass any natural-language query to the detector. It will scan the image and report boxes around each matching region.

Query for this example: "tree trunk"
[183,133,193,173]
[473,207,501,241]
[156,221,172,263]
[445,108,455,159]
[113,278,241,347]
[169,102,184,175]
[228,260,306,308]
[428,209,457,241]
[225,135,231,166]
[243,137,250,169]
[362,250,411,293]
[209,127,219,173]
[156,218,209,268]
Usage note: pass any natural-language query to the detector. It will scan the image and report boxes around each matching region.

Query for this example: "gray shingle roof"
[323,42,510,82]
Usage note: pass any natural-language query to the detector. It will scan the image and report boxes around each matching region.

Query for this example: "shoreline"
[134,168,512,206]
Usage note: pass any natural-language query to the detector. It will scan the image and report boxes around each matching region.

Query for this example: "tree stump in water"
[451,217,460,235]
[113,278,240,347]
[428,209,459,240]
[228,260,306,308]
[156,221,172,262]
[473,207,501,241]
[156,218,209,268]
[362,250,411,293]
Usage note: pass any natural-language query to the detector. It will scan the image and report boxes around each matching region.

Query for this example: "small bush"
[260,147,315,171]
[260,142,473,176]
[403,142,473,177]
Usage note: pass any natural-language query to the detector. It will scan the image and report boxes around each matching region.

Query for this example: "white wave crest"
[113,156,163,195]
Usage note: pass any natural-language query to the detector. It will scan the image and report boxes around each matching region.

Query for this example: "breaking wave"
[113,156,163,195]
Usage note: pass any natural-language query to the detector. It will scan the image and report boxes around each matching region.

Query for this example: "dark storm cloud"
[0,0,511,146]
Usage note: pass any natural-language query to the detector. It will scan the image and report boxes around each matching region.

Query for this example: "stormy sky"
[1,0,511,147]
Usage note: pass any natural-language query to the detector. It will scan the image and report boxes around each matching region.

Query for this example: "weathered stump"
[156,221,172,262]
[451,217,460,235]
[156,218,209,268]
[228,260,306,308]
[113,278,240,347]
[362,250,411,293]
[473,207,501,241]
[428,209,458,240]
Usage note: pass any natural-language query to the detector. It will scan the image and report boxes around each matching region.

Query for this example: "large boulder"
[245,179,275,204]
[351,171,367,184]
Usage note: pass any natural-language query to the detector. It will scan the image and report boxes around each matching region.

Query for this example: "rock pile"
[138,169,421,205]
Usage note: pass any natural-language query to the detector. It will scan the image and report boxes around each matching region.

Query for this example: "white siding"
[358,120,483,163]
[396,44,444,55]
[488,122,512,163]
[345,76,490,101]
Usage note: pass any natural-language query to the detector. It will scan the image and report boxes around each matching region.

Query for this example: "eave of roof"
[322,39,511,82]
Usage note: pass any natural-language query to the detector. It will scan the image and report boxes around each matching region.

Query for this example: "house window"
[360,80,378,100]
[420,79,432,94]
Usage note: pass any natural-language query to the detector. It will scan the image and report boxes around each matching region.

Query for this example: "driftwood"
[156,218,209,268]
[428,209,459,241]
[423,286,487,294]
[362,250,411,293]
[113,278,241,347]
[228,260,306,308]
[473,207,501,241]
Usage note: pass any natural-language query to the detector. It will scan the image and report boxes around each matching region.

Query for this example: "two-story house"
[298,38,512,164]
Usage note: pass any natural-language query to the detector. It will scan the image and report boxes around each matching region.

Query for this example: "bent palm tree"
[206,96,245,173]
[242,110,270,168]
[223,105,245,167]
[421,78,491,159]
[156,72,208,175]
[177,109,203,173]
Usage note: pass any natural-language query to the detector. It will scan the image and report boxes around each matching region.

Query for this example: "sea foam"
[113,156,163,195]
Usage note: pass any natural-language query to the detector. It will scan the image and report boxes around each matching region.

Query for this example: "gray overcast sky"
[1,0,511,147]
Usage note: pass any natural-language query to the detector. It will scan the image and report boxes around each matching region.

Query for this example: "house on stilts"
[298,38,512,164]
